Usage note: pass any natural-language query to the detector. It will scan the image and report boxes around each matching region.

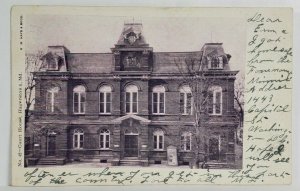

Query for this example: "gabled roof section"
[112,114,151,124]
[201,43,226,57]
[116,23,148,47]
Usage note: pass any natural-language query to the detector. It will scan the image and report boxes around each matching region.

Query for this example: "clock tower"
[111,23,153,72]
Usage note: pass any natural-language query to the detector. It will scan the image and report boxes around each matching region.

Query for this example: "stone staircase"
[119,157,151,166]
[120,157,140,166]
[205,162,231,169]
[37,157,66,165]
[83,155,112,162]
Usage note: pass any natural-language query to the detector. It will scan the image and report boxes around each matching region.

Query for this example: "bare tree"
[234,75,244,125]
[175,56,216,169]
[25,51,43,128]
[234,74,244,144]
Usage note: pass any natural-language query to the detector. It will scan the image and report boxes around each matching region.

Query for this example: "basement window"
[154,160,161,164]
[182,161,190,166]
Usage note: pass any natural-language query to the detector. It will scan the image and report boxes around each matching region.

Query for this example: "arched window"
[99,85,112,114]
[179,85,192,115]
[125,85,138,114]
[99,129,110,149]
[153,130,164,150]
[152,85,165,114]
[73,129,84,149]
[181,132,192,151]
[46,87,59,113]
[73,85,86,114]
[208,86,222,115]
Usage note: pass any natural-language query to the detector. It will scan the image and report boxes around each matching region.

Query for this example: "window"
[181,132,192,151]
[73,85,86,114]
[46,87,59,113]
[153,130,164,150]
[99,85,112,114]
[99,129,110,149]
[152,86,165,114]
[73,129,84,149]
[208,86,222,115]
[179,85,193,115]
[45,53,59,71]
[125,85,138,114]
[207,56,223,69]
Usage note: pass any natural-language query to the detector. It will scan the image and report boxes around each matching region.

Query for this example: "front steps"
[119,157,149,166]
[37,157,66,165]
[205,162,233,169]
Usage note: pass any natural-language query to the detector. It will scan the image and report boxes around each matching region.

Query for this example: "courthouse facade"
[25,23,240,168]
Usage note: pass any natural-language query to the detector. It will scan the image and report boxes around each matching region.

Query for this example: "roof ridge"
[154,51,202,53]
[66,52,112,54]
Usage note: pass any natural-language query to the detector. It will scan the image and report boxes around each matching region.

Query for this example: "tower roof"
[116,23,148,46]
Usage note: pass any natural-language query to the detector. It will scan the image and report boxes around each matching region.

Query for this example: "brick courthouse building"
[25,23,240,168]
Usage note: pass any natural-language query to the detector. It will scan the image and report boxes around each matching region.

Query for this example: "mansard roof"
[66,53,113,73]
[38,23,234,74]
[152,51,203,73]
[63,51,206,74]
[63,48,231,74]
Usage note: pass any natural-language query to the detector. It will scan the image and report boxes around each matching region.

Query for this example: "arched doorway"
[47,132,57,156]
[209,136,220,161]
[124,128,139,157]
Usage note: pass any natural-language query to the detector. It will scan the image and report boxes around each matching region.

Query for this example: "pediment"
[112,114,150,124]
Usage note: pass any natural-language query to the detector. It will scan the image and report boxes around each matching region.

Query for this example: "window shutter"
[180,93,184,114]
[79,134,84,148]
[100,134,104,148]
[216,92,221,114]
[153,92,158,113]
[153,135,157,149]
[99,92,104,113]
[80,93,86,113]
[159,93,164,113]
[106,93,111,113]
[125,92,130,113]
[159,136,163,149]
[208,91,213,114]
[46,92,52,112]
[132,92,138,113]
[74,93,79,113]
[187,93,192,114]
[105,134,110,148]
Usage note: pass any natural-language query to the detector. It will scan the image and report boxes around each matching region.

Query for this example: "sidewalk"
[34,162,191,168]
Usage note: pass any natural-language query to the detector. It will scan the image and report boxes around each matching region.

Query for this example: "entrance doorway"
[209,137,220,161]
[124,135,138,157]
[47,135,56,156]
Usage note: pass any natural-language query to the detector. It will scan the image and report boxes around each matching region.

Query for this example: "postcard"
[11,6,293,186]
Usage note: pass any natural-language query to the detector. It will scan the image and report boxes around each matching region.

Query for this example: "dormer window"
[207,56,224,70]
[48,59,58,70]
[42,52,63,71]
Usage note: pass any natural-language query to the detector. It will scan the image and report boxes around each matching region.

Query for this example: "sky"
[25,15,246,72]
